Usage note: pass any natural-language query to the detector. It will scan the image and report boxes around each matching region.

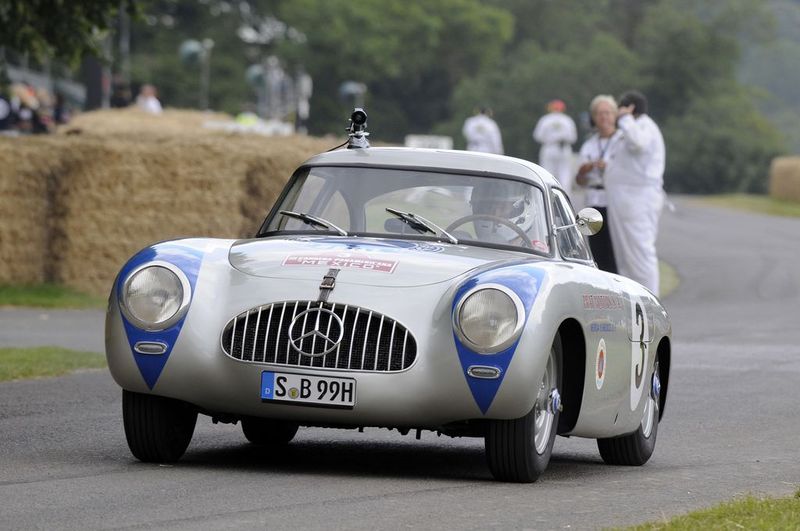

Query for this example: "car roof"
[300,147,558,188]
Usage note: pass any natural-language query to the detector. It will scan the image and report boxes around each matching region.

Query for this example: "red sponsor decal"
[283,254,398,273]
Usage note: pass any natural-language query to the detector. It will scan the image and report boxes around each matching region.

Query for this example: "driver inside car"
[468,180,540,248]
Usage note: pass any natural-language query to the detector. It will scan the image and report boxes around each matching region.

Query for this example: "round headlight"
[455,284,524,353]
[120,262,190,330]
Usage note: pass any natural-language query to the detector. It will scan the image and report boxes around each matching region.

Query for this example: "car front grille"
[221,301,417,372]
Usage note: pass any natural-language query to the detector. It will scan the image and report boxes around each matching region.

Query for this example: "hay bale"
[0,138,53,285]
[1,109,338,296]
[769,157,800,203]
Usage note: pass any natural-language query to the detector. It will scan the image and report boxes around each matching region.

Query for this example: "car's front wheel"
[597,357,661,465]
[122,390,197,463]
[241,417,299,446]
[485,333,563,482]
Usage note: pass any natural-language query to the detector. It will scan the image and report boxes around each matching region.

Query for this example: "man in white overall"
[604,90,666,295]
[532,99,577,194]
[462,107,504,155]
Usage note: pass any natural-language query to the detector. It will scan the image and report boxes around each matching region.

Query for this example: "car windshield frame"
[257,164,554,258]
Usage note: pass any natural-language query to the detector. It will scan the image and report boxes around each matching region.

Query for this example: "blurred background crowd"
[1,0,799,195]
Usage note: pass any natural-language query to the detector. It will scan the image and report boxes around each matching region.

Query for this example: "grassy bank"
[693,193,800,218]
[621,490,800,530]
[0,347,107,382]
[0,284,106,309]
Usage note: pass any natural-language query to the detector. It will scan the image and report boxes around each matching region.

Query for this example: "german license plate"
[261,371,356,409]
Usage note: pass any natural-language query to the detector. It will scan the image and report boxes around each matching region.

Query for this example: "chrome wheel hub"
[533,347,558,454]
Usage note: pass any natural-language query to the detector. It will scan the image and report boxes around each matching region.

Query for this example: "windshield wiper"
[279,210,349,236]
[385,208,458,244]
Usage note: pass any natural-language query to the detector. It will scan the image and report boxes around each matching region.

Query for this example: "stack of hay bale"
[769,157,800,203]
[0,109,336,296]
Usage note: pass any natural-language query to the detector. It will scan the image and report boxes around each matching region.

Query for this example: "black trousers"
[589,206,618,274]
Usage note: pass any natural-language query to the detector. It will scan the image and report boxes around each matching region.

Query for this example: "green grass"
[619,490,800,530]
[659,260,679,299]
[0,284,105,309]
[692,193,800,218]
[0,347,107,382]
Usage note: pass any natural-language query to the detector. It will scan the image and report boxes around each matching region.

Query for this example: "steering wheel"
[445,214,533,249]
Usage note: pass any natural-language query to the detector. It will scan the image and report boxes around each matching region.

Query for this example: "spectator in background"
[604,90,666,295]
[575,95,622,273]
[533,99,577,194]
[0,83,15,134]
[110,76,133,108]
[53,93,71,125]
[136,84,163,114]
[462,107,504,155]
[12,83,48,134]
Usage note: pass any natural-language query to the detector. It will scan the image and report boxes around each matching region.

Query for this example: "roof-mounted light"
[347,107,370,149]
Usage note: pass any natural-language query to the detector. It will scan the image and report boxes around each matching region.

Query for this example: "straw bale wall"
[769,156,800,203]
[0,109,335,296]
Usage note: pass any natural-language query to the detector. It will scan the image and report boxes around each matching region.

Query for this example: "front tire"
[122,390,197,463]
[485,333,563,482]
[241,417,299,446]
[597,357,660,465]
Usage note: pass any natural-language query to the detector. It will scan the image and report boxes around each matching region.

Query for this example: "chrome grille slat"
[388,320,397,371]
[334,304,347,369]
[222,301,416,373]
[360,311,373,370]
[261,304,274,363]
[348,309,360,369]
[274,302,287,363]
[285,301,299,365]
[374,315,385,371]
[250,306,262,362]
[230,315,237,355]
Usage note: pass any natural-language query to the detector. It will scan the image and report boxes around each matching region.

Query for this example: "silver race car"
[106,109,671,482]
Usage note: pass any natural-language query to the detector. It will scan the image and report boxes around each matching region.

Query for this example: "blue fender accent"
[116,243,205,389]
[452,265,546,414]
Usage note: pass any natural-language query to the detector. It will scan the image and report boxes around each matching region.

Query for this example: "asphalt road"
[1,196,798,530]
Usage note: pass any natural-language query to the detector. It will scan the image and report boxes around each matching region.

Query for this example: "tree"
[0,0,127,66]
[442,33,640,160]
[275,0,513,138]
[662,88,785,194]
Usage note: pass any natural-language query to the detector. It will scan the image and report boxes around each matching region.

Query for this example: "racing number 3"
[629,297,649,411]
[634,303,646,388]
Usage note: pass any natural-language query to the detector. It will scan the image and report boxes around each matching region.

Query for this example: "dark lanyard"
[597,135,613,160]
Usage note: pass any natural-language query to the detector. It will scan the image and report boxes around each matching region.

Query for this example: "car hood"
[229,236,535,287]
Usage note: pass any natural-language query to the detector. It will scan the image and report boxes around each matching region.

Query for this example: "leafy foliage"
[275,0,513,137]
[0,0,126,66]
[662,89,785,194]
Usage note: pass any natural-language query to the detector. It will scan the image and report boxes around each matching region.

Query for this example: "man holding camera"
[604,90,666,296]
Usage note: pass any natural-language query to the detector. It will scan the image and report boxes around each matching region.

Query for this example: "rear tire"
[122,390,197,463]
[597,357,660,465]
[241,417,299,446]
[485,333,563,482]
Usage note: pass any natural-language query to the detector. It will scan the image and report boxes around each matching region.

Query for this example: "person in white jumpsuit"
[532,99,577,194]
[462,107,504,155]
[603,90,665,295]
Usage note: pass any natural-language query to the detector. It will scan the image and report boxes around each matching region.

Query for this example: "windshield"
[260,166,551,254]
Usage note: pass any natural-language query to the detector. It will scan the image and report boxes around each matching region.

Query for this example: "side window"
[551,189,591,261]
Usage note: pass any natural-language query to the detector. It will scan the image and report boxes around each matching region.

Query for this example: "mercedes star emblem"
[288,307,345,357]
